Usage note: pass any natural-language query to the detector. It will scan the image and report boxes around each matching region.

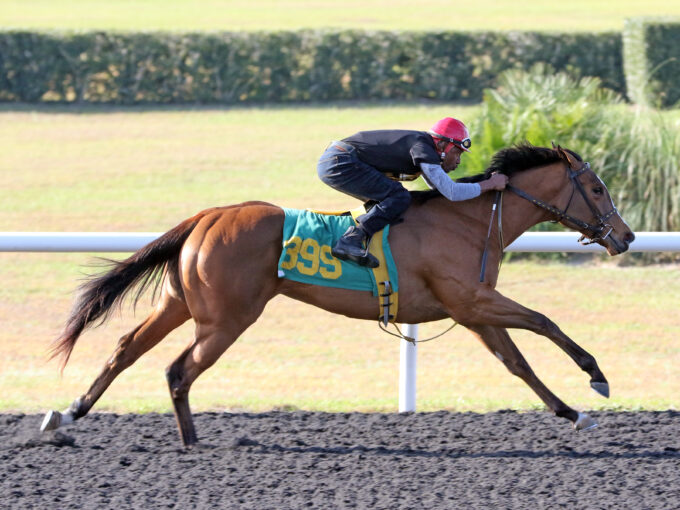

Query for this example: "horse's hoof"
[40,410,62,432]
[573,412,598,431]
[590,381,610,398]
[40,409,74,432]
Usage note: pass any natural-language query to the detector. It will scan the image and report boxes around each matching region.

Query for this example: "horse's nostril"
[624,232,636,244]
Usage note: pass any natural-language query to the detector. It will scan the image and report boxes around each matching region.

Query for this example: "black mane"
[410,143,582,204]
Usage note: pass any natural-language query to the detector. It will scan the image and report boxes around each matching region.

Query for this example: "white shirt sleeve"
[419,163,481,201]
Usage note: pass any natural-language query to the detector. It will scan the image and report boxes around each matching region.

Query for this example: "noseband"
[505,162,618,245]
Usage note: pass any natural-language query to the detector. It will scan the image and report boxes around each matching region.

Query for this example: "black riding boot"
[332,226,379,268]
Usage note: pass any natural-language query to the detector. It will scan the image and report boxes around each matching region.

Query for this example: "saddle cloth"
[277,207,399,322]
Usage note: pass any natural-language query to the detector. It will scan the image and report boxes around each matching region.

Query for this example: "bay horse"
[41,144,635,448]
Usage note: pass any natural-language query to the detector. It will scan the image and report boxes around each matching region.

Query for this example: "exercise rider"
[317,117,508,267]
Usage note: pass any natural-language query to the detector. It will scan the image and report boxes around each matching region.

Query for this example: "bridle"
[505,161,618,245]
[478,160,618,283]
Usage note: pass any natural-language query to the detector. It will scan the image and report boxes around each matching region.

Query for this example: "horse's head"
[551,146,635,255]
[493,143,635,255]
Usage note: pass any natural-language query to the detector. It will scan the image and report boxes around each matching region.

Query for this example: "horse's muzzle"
[608,230,636,255]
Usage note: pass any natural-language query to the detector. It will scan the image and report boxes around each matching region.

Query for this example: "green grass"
[3,0,680,32]
[1,260,678,414]
[0,104,678,414]
[0,103,480,231]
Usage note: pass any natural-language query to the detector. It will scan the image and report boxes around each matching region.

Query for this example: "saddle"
[277,206,398,325]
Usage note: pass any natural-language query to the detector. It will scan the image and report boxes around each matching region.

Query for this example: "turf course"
[0,103,478,231]
[4,0,680,32]
[1,104,678,414]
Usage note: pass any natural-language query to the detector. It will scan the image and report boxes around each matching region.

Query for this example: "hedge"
[0,30,624,104]
[623,17,680,108]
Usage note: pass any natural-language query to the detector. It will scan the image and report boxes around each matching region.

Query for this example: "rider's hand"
[480,173,508,192]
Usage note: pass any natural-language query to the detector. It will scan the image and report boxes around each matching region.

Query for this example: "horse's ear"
[551,141,557,149]
[555,145,579,167]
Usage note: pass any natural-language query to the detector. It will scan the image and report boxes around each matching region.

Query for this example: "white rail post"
[398,324,419,412]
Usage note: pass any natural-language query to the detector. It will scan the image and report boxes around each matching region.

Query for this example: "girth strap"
[350,207,398,324]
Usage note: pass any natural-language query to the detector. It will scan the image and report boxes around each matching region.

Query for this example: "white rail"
[1,231,679,252]
[506,231,680,252]
[2,231,679,412]
[0,232,162,252]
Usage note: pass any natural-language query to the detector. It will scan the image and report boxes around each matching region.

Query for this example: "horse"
[41,144,635,448]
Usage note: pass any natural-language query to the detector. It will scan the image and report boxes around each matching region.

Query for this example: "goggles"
[430,130,472,150]
[449,137,472,149]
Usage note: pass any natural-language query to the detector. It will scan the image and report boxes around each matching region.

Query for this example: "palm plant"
[613,111,680,231]
[460,64,680,235]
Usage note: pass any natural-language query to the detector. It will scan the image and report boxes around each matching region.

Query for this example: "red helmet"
[429,117,471,152]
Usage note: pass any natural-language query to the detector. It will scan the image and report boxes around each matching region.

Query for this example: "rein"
[479,190,503,282]
[379,320,458,344]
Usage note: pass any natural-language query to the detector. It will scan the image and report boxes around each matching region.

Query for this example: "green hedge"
[0,30,624,104]
[623,17,680,108]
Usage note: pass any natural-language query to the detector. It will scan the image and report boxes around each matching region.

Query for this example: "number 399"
[280,236,342,280]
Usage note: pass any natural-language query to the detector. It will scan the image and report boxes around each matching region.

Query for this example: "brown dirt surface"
[2,410,679,508]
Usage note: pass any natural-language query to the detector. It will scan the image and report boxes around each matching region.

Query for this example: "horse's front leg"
[450,287,609,398]
[466,324,597,430]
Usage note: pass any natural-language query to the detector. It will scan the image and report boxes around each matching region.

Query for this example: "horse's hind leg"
[165,308,268,448]
[467,324,597,430]
[41,291,190,432]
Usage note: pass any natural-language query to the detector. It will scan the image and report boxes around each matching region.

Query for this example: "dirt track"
[2,410,679,508]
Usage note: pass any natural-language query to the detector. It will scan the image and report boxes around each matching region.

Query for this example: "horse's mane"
[410,143,582,204]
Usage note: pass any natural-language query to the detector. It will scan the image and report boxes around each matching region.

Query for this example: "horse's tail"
[51,212,205,370]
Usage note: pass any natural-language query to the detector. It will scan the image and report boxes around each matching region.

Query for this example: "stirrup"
[332,246,379,268]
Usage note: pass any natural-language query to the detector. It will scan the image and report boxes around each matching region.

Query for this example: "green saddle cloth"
[277,208,398,295]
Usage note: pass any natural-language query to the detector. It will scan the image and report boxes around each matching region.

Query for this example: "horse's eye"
[593,187,603,195]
